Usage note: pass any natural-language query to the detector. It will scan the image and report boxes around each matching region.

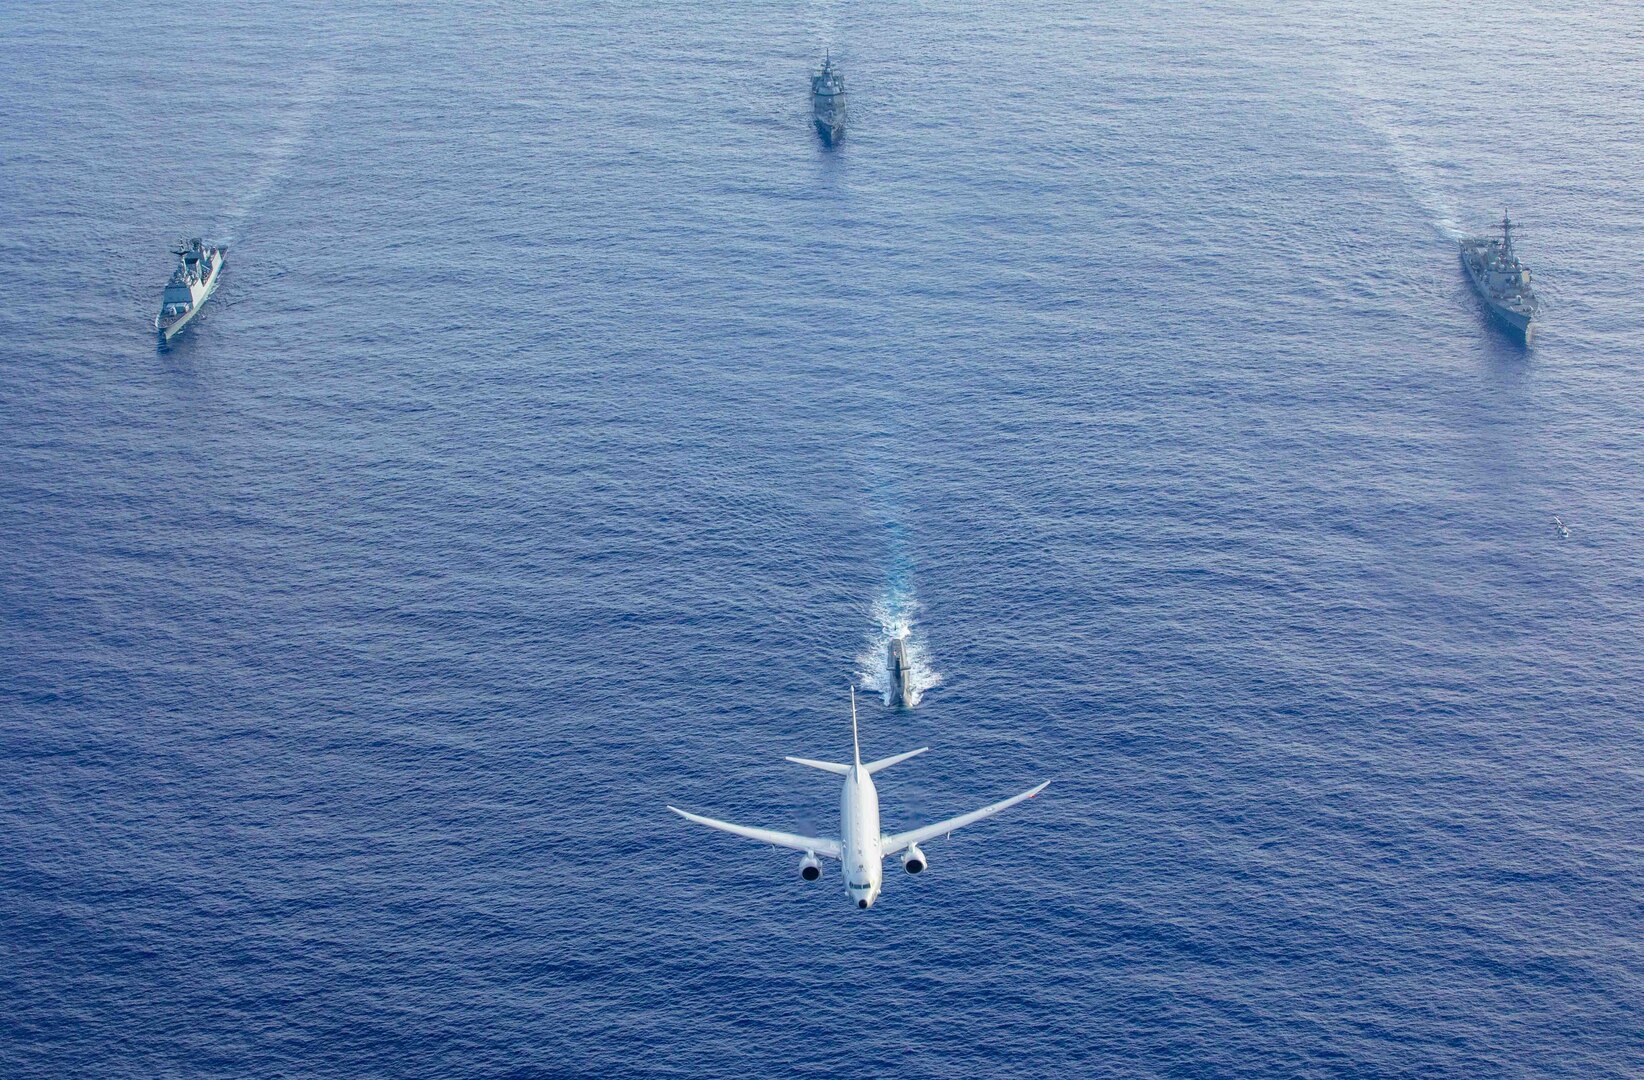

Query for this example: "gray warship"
[155,238,224,349]
[1459,213,1540,338]
[811,53,846,147]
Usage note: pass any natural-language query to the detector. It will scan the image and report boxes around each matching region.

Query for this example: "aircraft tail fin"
[785,756,850,775]
[850,686,862,765]
[863,747,929,775]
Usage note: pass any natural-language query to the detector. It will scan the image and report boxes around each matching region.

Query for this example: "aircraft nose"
[858,899,869,909]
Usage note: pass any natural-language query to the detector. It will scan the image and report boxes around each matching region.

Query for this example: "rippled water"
[3,2,1642,1076]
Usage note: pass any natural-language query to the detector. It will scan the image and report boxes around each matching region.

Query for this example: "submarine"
[888,635,914,708]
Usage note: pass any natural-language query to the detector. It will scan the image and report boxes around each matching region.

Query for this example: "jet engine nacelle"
[901,845,927,875]
[799,852,822,881]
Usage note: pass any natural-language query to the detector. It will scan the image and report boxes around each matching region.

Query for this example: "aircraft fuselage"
[841,765,883,908]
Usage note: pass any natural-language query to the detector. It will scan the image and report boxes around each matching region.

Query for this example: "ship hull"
[1487,303,1533,337]
[813,114,844,146]
[156,255,223,350]
[1460,250,1535,340]
[810,59,845,147]
[157,300,202,349]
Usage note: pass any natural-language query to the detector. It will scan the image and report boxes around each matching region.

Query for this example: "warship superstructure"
[1459,214,1540,338]
[811,54,846,147]
[155,238,224,349]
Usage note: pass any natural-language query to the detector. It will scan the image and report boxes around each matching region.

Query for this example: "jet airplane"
[667,689,1049,909]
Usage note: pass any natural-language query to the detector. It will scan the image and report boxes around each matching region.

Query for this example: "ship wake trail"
[215,64,339,247]
[1335,75,1462,240]
[855,587,942,708]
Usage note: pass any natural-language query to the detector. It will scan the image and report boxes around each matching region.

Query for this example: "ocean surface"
[3,2,1643,1076]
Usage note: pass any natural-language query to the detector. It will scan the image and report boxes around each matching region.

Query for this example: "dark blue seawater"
[4,2,1643,1076]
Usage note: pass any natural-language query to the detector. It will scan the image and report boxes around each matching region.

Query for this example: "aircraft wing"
[667,806,842,859]
[880,780,1050,856]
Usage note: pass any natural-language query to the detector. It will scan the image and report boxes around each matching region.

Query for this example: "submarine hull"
[888,638,913,708]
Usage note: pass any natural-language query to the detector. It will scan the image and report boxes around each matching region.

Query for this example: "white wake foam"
[1335,75,1463,240]
[215,64,339,246]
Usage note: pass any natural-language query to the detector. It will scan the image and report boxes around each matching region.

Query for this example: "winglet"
[850,685,861,766]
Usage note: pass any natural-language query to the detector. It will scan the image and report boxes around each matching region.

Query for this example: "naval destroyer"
[811,54,846,147]
[155,238,224,349]
[1459,214,1540,338]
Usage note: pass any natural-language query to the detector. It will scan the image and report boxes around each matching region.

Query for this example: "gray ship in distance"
[1460,213,1540,339]
[812,53,846,147]
[155,238,224,349]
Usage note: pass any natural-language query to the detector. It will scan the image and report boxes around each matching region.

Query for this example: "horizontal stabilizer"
[785,756,850,775]
[863,747,929,775]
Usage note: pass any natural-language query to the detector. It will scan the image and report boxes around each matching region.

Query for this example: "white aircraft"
[667,689,1049,909]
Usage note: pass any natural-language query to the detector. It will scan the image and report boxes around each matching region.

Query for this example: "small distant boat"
[1554,516,1570,539]
[156,238,224,349]
[1459,213,1540,339]
[811,53,846,147]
